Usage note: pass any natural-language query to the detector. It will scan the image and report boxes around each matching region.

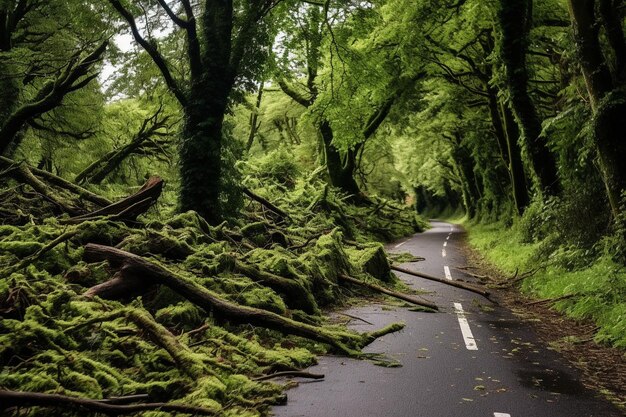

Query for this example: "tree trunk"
[450,144,480,218]
[319,120,362,198]
[246,81,264,152]
[501,101,530,213]
[568,0,626,217]
[498,0,560,195]
[83,244,364,355]
[598,0,626,83]
[179,97,225,224]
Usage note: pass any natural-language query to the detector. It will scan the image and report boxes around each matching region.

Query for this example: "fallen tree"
[83,243,403,355]
[75,107,172,185]
[390,265,491,299]
[65,176,164,224]
[0,162,429,415]
[0,156,112,210]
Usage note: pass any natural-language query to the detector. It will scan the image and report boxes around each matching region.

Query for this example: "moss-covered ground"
[0,165,426,416]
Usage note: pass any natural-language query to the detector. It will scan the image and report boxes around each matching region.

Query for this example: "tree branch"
[107,0,187,107]
[155,0,188,27]
[277,79,313,107]
[0,41,108,155]
[0,390,217,416]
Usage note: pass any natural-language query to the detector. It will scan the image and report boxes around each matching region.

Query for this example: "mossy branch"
[83,244,365,355]
[0,390,217,415]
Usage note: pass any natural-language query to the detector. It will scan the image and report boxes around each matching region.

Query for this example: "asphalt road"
[272,221,623,417]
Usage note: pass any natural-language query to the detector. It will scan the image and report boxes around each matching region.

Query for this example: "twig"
[338,312,374,325]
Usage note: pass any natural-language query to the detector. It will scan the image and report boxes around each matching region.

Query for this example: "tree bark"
[498,0,559,195]
[319,120,362,198]
[246,81,264,152]
[500,101,530,213]
[568,0,626,217]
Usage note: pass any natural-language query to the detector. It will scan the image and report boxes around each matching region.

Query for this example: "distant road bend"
[272,221,623,417]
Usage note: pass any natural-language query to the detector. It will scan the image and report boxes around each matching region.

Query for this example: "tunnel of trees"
[1,0,625,415]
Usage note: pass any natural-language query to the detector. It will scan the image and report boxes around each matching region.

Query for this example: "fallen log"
[125,308,207,379]
[83,244,363,355]
[390,265,491,299]
[29,163,112,207]
[84,269,152,299]
[338,274,438,311]
[0,156,112,208]
[97,394,150,405]
[0,390,217,416]
[65,176,163,224]
[242,187,289,220]
[8,163,81,214]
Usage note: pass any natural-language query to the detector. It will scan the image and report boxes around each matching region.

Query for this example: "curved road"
[272,221,623,417]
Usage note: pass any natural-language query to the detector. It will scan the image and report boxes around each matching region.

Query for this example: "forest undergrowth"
[466,197,626,349]
[0,158,427,417]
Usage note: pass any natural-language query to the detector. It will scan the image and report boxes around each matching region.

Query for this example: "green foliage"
[468,221,626,349]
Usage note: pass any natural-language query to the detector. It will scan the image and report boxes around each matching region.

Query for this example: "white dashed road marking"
[446,235,451,240]
[444,266,452,280]
[443,241,447,247]
[442,249,446,257]
[453,303,478,350]
[394,240,408,248]
[494,413,511,417]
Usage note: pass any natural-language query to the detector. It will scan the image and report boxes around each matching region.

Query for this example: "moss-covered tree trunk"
[485,85,530,214]
[498,0,560,196]
[110,0,271,224]
[179,98,226,223]
[319,120,362,198]
[568,0,626,218]
[177,1,234,224]
[500,101,530,214]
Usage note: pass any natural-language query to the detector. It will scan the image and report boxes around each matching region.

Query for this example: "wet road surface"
[272,221,623,417]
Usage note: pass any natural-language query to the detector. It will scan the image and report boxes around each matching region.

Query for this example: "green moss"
[235,287,287,314]
[0,241,44,257]
[346,243,393,282]
[0,167,427,416]
[181,376,226,410]
[155,302,204,328]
